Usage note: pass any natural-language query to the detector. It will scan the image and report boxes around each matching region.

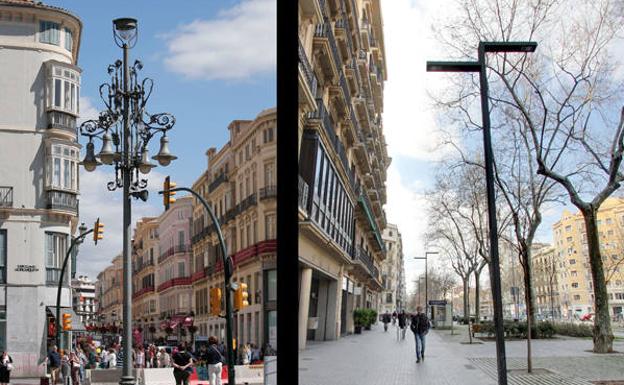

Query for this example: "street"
[299,323,624,385]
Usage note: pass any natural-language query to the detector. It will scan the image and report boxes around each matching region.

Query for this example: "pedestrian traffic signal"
[62,313,72,331]
[93,218,104,245]
[163,176,176,210]
[210,287,222,317]
[234,282,249,311]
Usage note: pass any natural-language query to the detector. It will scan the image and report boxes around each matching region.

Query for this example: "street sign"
[428,300,447,306]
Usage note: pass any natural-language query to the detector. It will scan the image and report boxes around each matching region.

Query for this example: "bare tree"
[432,0,624,354]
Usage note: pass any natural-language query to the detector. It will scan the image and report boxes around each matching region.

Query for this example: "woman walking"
[69,351,80,385]
[0,351,13,385]
[206,337,223,385]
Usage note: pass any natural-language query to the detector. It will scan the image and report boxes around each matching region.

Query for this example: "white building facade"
[72,275,96,326]
[380,224,406,313]
[0,0,81,378]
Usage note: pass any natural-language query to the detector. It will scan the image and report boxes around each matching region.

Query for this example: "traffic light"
[93,218,104,245]
[234,282,249,311]
[163,176,176,210]
[210,287,222,317]
[62,312,72,331]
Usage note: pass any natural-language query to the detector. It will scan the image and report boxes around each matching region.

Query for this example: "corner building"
[190,108,277,349]
[0,0,82,377]
[298,0,389,349]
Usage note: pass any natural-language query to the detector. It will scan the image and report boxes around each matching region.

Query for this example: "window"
[178,231,185,247]
[574,295,581,300]
[569,259,576,265]
[386,293,393,303]
[615,293,624,300]
[571,282,579,288]
[266,269,277,301]
[46,144,79,191]
[64,28,73,51]
[40,21,60,45]
[46,232,68,285]
[0,231,5,284]
[264,162,275,186]
[265,213,276,239]
[47,63,80,116]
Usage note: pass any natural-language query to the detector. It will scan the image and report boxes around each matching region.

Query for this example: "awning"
[46,306,87,332]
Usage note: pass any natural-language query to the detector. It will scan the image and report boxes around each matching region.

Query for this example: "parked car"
[580,313,594,321]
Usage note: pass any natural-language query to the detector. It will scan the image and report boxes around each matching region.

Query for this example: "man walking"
[47,345,61,384]
[397,310,407,341]
[410,306,430,363]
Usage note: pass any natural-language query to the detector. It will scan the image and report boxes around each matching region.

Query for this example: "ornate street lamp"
[79,18,176,385]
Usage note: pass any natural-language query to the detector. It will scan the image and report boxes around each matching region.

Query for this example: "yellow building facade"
[553,197,624,319]
[298,0,389,349]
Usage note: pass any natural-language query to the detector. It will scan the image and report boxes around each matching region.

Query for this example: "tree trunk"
[462,277,470,325]
[474,269,481,324]
[583,210,614,353]
[520,247,536,373]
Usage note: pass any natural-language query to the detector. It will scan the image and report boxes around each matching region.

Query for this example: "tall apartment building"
[380,224,406,313]
[95,255,123,328]
[553,197,624,319]
[0,0,82,376]
[298,0,389,349]
[131,217,159,342]
[72,275,97,326]
[531,245,561,318]
[190,108,277,350]
[156,196,193,344]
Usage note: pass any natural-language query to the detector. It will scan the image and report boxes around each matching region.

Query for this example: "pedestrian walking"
[397,310,407,341]
[134,346,145,369]
[391,310,397,326]
[382,312,391,332]
[77,347,87,382]
[69,351,80,385]
[0,351,13,385]
[60,351,70,385]
[47,345,61,384]
[206,336,224,385]
[410,306,431,363]
[172,343,194,385]
[107,348,117,369]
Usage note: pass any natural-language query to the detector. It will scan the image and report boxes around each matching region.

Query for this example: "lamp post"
[427,40,537,385]
[414,251,438,315]
[79,18,177,385]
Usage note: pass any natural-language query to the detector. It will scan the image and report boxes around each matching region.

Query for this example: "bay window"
[46,61,80,117]
[45,232,68,286]
[46,143,79,192]
[40,21,60,45]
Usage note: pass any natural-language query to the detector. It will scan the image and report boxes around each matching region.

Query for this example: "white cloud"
[381,0,460,161]
[78,96,100,126]
[162,0,276,81]
[75,168,167,280]
[384,163,431,293]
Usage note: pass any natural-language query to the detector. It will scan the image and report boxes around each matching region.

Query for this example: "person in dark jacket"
[382,312,391,332]
[206,337,224,385]
[172,343,194,385]
[410,306,431,363]
[47,345,61,384]
[0,351,13,385]
[397,310,407,341]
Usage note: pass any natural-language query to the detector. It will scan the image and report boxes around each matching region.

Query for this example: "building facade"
[190,108,277,350]
[156,196,193,344]
[380,224,406,313]
[531,245,561,319]
[553,197,624,319]
[95,255,123,330]
[131,217,159,342]
[298,0,389,349]
[0,0,82,376]
[71,275,96,326]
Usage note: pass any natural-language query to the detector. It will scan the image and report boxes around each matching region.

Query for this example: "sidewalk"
[299,324,496,385]
[299,323,624,385]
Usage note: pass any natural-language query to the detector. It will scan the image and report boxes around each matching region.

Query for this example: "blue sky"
[47,0,276,278]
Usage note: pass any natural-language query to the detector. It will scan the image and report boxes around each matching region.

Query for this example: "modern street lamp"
[414,251,438,315]
[427,40,537,385]
[79,18,176,385]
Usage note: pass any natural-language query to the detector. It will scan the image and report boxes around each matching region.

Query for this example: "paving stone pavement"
[299,323,624,385]
[299,324,497,385]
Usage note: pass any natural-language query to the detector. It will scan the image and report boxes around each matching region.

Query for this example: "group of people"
[382,306,431,363]
[42,336,268,385]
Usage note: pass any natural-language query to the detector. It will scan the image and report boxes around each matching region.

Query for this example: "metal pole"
[478,42,507,385]
[120,42,134,385]
[425,257,428,315]
[165,187,236,384]
[56,230,93,350]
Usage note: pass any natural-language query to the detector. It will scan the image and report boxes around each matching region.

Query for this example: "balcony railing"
[134,259,154,274]
[237,193,257,213]
[298,175,309,212]
[157,276,192,292]
[47,111,77,134]
[299,38,318,98]
[132,286,155,300]
[307,99,356,191]
[314,22,343,71]
[354,246,379,281]
[47,190,78,213]
[208,173,228,193]
[259,185,277,200]
[158,244,190,263]
[0,187,12,208]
